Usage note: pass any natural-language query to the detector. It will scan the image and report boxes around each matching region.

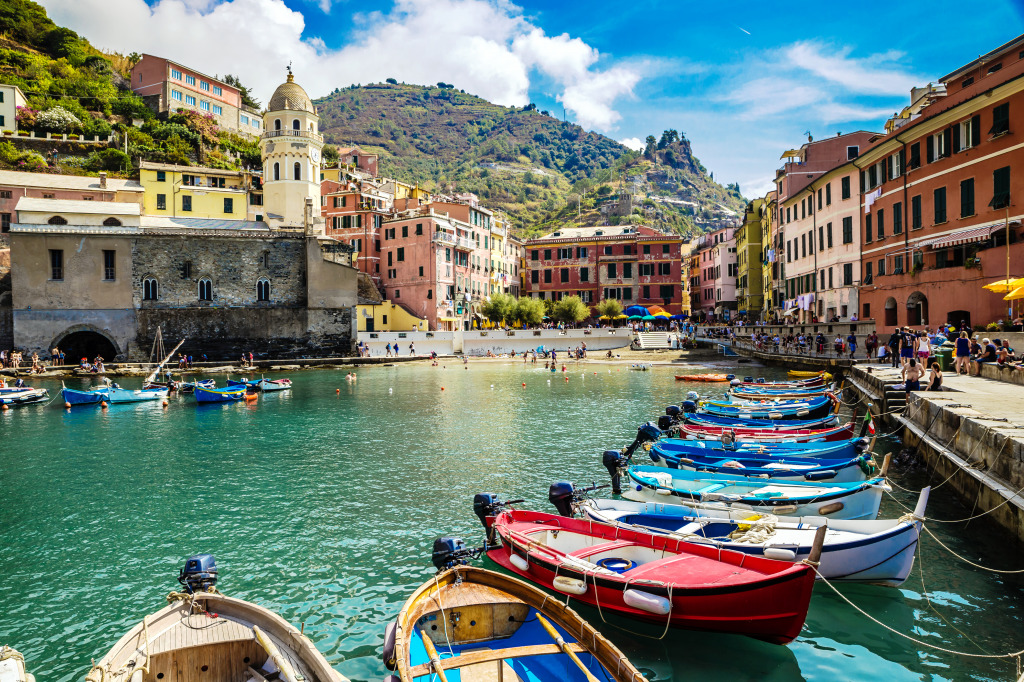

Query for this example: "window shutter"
[952,124,960,152]
[926,137,935,163]
[884,157,891,180]
[971,115,981,145]
[943,128,952,156]
[899,149,905,175]
[860,170,865,192]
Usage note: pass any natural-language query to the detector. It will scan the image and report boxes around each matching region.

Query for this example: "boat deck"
[151,614,255,654]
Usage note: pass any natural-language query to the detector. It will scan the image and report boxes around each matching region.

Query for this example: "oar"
[253,625,302,682]
[535,614,598,682]
[419,628,449,682]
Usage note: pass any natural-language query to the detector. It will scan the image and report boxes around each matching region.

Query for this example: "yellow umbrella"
[615,314,629,319]
[651,311,672,318]
[984,278,1024,292]
[1004,287,1024,301]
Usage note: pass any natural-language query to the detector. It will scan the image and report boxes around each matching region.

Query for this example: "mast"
[145,336,187,383]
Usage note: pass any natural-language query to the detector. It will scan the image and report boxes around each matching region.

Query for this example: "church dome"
[268,71,315,114]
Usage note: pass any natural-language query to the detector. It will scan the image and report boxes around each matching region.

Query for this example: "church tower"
[260,68,324,233]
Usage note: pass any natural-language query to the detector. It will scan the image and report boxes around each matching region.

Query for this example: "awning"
[920,223,999,250]
[438,316,459,321]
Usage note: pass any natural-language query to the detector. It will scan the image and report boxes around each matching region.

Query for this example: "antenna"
[287,61,293,75]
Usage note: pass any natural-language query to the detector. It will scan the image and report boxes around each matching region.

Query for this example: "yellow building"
[139,161,261,221]
[679,239,694,317]
[735,198,765,320]
[761,191,778,319]
[357,300,427,332]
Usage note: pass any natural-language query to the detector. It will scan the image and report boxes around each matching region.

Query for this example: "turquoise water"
[1,361,1022,682]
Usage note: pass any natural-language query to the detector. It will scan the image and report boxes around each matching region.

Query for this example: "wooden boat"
[0,645,35,682]
[674,420,857,442]
[488,509,818,644]
[178,379,215,393]
[788,370,832,380]
[107,385,169,404]
[387,562,647,682]
[0,388,48,407]
[684,411,840,430]
[699,394,837,420]
[85,554,348,682]
[193,385,246,403]
[576,491,928,586]
[676,374,732,382]
[256,378,292,392]
[61,384,108,406]
[624,465,888,520]
[730,385,833,400]
[649,447,874,483]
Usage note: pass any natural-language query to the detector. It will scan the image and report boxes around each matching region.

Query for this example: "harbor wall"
[358,328,632,356]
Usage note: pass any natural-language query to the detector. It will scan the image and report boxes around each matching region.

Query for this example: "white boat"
[578,491,927,586]
[0,388,48,407]
[106,385,170,404]
[623,465,889,520]
[85,554,348,682]
[0,645,34,682]
[256,377,292,392]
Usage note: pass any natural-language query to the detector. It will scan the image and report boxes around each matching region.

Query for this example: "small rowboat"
[0,388,48,407]
[107,385,169,404]
[0,645,34,682]
[625,465,888,520]
[730,385,834,400]
[577,491,928,587]
[85,554,348,682]
[685,411,840,430]
[178,379,215,393]
[674,420,857,442]
[61,385,108,406]
[193,385,246,403]
[676,374,732,382]
[257,378,292,392]
[788,370,832,380]
[386,563,647,682]
[699,394,837,420]
[649,447,874,483]
[488,509,818,644]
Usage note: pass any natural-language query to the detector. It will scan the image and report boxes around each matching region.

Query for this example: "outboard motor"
[178,554,218,594]
[603,450,628,495]
[681,400,698,414]
[548,481,576,517]
[432,537,467,571]
[730,378,741,387]
[725,374,736,381]
[853,436,872,454]
[473,493,523,546]
[657,414,673,431]
[756,377,766,384]
[744,376,754,383]
[665,405,681,418]
[686,391,699,401]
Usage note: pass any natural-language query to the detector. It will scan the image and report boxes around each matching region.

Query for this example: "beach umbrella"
[984,278,1024,292]
[642,315,657,321]
[647,305,668,314]
[1004,287,1024,301]
[615,314,629,319]
[628,315,643,321]
[624,305,649,316]
[651,311,672,318]
[671,314,689,320]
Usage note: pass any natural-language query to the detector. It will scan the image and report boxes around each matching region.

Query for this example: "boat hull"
[107,387,169,403]
[61,387,107,405]
[675,420,856,442]
[489,510,815,644]
[193,386,246,403]
[1,388,50,406]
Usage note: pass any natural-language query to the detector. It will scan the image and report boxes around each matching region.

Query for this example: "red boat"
[674,418,857,442]
[738,375,829,388]
[488,509,817,644]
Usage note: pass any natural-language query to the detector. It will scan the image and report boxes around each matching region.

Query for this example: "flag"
[864,411,875,435]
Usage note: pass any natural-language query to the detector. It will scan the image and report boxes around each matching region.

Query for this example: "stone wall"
[132,235,307,309]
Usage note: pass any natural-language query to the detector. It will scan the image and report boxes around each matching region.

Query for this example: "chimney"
[99,172,107,190]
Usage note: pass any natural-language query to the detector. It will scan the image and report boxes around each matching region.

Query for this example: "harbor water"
[1,361,1023,682]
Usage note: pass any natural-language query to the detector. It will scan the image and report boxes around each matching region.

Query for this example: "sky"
[41,0,1024,198]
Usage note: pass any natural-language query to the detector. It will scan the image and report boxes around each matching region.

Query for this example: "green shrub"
[85,148,129,172]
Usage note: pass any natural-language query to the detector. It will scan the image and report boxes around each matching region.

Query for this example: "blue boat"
[61,384,109,405]
[684,411,840,430]
[0,388,49,406]
[226,378,259,388]
[193,385,246,403]
[653,436,869,459]
[648,441,874,483]
[700,394,836,420]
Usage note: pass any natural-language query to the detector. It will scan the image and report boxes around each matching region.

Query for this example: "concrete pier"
[848,364,1024,540]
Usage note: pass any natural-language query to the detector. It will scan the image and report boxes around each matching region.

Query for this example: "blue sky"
[44,0,1024,197]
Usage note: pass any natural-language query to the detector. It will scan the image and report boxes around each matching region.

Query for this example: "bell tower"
[260,68,324,232]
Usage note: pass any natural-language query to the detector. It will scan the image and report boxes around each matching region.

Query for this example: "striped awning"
[921,223,999,250]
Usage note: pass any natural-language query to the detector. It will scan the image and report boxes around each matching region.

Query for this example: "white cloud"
[619,137,644,151]
[41,0,640,132]
[785,42,920,97]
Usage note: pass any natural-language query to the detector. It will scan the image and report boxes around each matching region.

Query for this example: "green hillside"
[316,83,746,236]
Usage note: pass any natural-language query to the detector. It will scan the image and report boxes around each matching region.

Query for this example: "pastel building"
[735,199,764,320]
[139,162,260,222]
[130,54,262,136]
[0,84,26,132]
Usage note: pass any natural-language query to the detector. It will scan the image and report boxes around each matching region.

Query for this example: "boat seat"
[407,643,586,677]
[694,483,727,495]
[567,539,636,559]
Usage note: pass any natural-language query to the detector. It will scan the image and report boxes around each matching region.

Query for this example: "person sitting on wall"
[971,337,998,375]
[926,362,943,391]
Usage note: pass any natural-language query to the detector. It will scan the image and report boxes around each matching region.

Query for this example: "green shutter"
[971,115,981,146]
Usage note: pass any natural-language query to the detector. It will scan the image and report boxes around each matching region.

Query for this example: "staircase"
[635,332,672,349]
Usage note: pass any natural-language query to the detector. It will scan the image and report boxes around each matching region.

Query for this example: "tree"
[386,77,398,84]
[322,145,339,165]
[222,74,261,109]
[511,296,545,327]
[644,135,657,159]
[482,292,516,325]
[596,299,623,320]
[552,295,590,325]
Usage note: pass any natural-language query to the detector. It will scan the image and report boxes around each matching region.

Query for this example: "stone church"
[8,71,358,361]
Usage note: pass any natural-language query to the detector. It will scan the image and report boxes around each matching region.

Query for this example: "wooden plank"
[407,643,587,676]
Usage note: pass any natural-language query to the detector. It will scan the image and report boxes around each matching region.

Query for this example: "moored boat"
[648,442,874,483]
[0,645,34,682]
[256,378,292,392]
[0,388,49,407]
[386,559,647,681]
[673,419,857,442]
[61,384,108,406]
[106,385,169,404]
[487,508,819,644]
[676,374,732,382]
[684,411,841,430]
[193,385,246,403]
[699,393,837,420]
[84,554,348,682]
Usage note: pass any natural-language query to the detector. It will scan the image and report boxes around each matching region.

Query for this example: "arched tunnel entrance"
[54,330,119,363]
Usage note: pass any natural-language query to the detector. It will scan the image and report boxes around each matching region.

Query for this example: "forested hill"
[315,83,746,236]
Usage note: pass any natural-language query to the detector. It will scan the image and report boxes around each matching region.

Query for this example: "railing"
[456,236,476,250]
[433,232,456,246]
[260,129,324,143]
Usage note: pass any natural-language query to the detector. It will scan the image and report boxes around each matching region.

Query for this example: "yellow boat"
[787,370,833,381]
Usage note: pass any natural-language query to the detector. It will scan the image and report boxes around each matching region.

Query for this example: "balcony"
[455,236,477,251]
[260,129,324,143]
[433,232,457,246]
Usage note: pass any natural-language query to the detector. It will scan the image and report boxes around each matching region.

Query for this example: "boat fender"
[553,576,588,595]
[763,547,798,562]
[797,409,810,417]
[383,676,400,682]
[768,412,783,419]
[677,457,693,466]
[803,470,836,481]
[623,588,671,615]
[772,505,798,514]
[509,553,530,572]
[818,501,845,515]
[382,620,398,670]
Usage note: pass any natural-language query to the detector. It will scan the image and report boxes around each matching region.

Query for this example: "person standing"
[385,343,393,357]
[409,342,415,356]
[954,331,971,375]
[887,330,901,368]
[904,358,923,395]
[846,333,857,359]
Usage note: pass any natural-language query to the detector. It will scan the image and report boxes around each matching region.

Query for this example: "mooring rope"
[883,484,1024,524]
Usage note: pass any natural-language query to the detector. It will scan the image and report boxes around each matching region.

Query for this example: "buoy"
[490,384,494,388]
[64,402,71,408]
[100,401,108,408]
[336,388,340,394]
[1,404,7,411]
[522,382,526,387]
[162,400,169,407]
[441,387,445,391]
[564,377,569,382]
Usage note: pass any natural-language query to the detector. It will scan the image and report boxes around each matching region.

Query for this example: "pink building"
[130,54,261,136]
[693,226,735,320]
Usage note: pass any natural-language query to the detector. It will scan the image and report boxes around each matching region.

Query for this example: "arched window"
[293,162,301,180]
[103,217,122,227]
[257,277,271,302]
[274,119,281,131]
[273,162,280,181]
[143,277,159,301]
[198,277,213,301]
[292,119,300,130]
[48,216,67,225]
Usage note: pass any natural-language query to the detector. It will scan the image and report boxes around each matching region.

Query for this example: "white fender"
[509,553,530,572]
[763,547,798,562]
[623,588,671,615]
[553,576,587,595]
